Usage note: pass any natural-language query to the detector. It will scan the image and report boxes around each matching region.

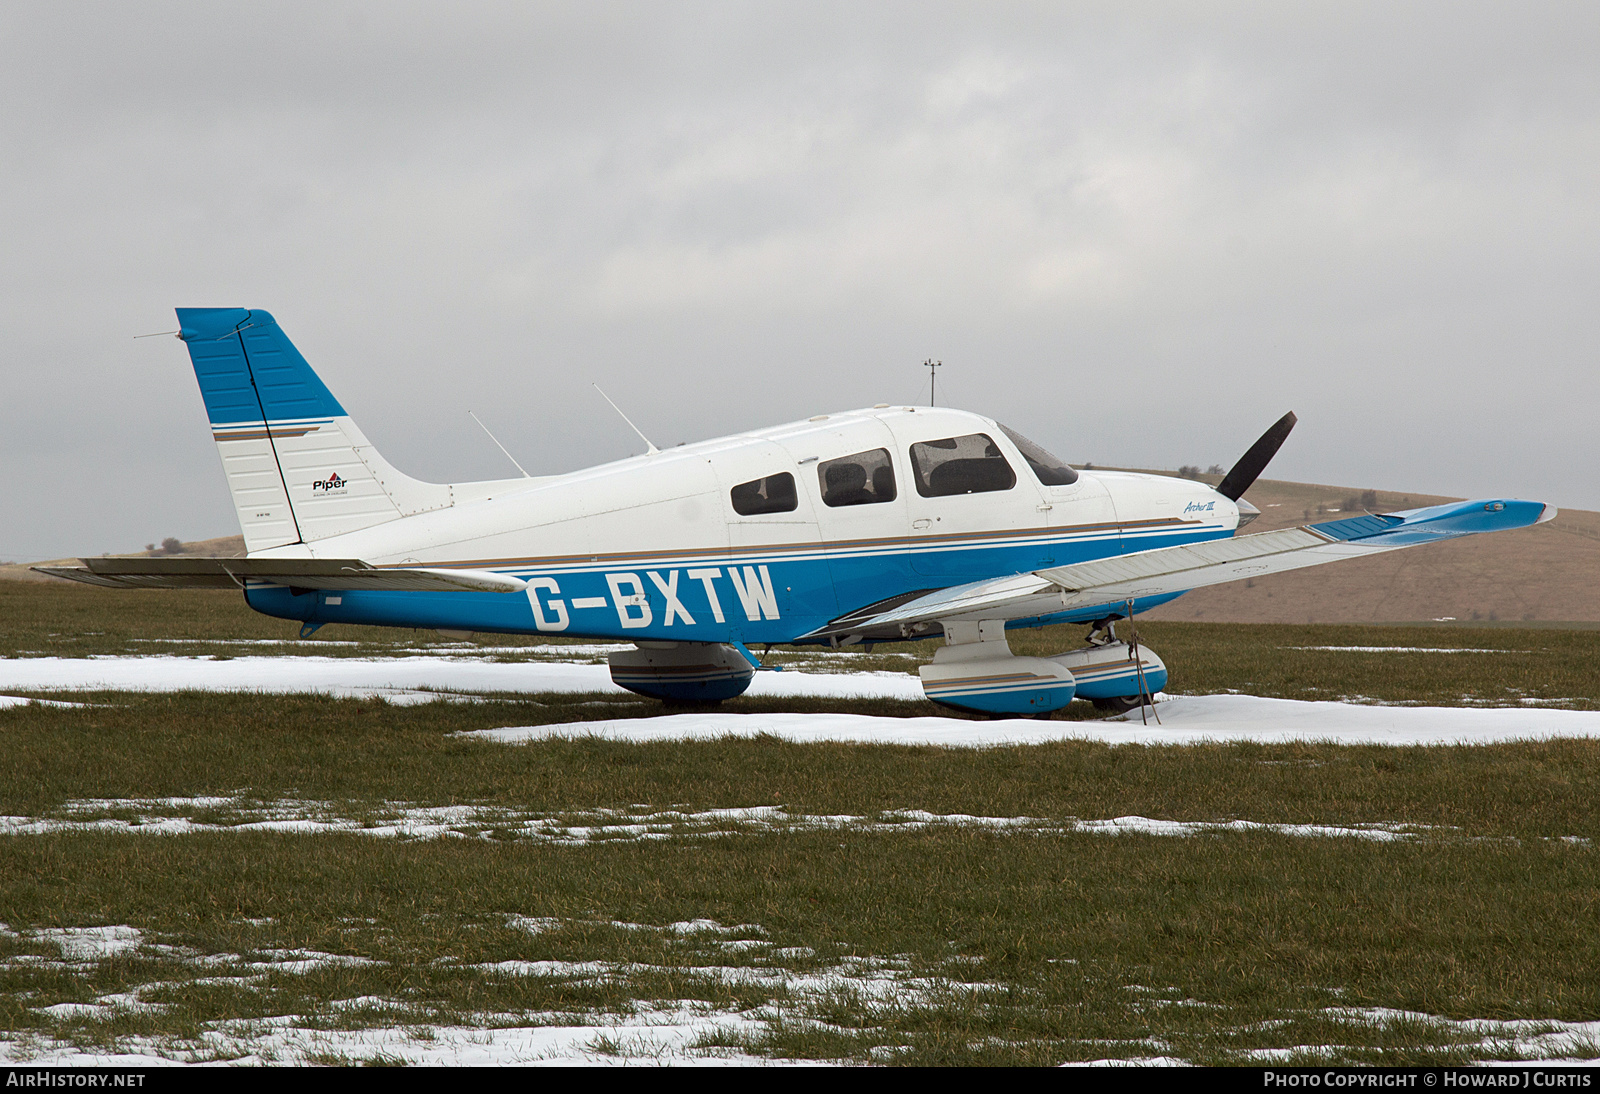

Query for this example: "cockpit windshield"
[997,424,1078,486]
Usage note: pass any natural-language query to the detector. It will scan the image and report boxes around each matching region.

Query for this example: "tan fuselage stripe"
[398,517,1206,572]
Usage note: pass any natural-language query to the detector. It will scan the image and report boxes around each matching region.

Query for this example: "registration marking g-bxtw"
[526,566,781,632]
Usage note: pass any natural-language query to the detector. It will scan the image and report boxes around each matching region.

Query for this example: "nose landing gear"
[1053,614,1167,716]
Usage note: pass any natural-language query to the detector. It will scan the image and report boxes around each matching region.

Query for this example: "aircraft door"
[714,441,834,637]
[890,423,1046,582]
[779,422,912,618]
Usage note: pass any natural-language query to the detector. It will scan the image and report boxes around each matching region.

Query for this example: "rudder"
[177,308,451,551]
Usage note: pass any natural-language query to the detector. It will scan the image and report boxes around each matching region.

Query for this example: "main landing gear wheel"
[608,643,755,704]
[1090,695,1145,714]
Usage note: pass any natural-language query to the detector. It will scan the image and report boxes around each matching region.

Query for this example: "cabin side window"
[818,449,897,507]
[730,472,799,515]
[909,433,1017,497]
[996,424,1078,486]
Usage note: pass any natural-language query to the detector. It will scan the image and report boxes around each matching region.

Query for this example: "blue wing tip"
[1313,498,1551,543]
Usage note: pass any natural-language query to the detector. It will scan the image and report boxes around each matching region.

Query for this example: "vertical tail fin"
[177,308,451,552]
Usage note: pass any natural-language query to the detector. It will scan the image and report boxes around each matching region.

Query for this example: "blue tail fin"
[176,308,450,552]
[177,308,345,425]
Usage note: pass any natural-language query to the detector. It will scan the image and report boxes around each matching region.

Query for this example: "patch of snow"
[1305,1008,1600,1066]
[0,915,973,1067]
[246,949,382,974]
[473,697,1600,748]
[1,796,1571,846]
[38,926,143,961]
[0,695,86,709]
[1279,646,1515,654]
[35,1003,110,1019]
[463,952,987,1005]
[1073,816,1429,842]
[0,1003,809,1066]
[0,656,922,702]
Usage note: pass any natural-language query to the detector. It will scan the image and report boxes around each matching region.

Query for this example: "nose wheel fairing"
[916,621,1166,717]
[608,643,756,703]
[1049,641,1167,701]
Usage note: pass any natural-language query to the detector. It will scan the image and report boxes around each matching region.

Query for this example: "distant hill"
[9,478,1597,623]
[1120,471,1600,624]
[0,534,246,583]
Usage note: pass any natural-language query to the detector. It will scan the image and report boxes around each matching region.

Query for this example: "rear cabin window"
[909,433,1017,497]
[730,472,798,516]
[997,424,1078,486]
[818,449,897,507]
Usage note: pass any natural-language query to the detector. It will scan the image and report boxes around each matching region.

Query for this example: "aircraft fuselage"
[243,406,1241,645]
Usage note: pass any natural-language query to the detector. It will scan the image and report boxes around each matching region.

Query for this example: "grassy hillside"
[0,534,244,583]
[1123,471,1600,624]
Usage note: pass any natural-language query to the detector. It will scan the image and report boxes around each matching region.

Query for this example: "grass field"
[1,583,1598,1065]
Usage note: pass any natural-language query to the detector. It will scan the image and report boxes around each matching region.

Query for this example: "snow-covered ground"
[0,1013,790,1068]
[476,695,1600,747]
[0,797,1501,844]
[2,914,1594,1066]
[4,653,1599,742]
[0,917,945,1066]
[0,655,922,704]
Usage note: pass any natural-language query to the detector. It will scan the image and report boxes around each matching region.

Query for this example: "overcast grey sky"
[3,2,1597,560]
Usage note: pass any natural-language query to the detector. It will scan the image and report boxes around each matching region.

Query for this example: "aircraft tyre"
[1048,642,1167,705]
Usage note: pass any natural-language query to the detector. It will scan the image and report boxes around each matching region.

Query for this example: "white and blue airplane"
[41,308,1557,715]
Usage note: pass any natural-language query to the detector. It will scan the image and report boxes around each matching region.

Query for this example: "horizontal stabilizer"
[34,557,526,594]
[809,498,1552,639]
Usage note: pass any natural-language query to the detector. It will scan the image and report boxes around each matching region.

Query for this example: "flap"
[34,557,526,594]
[806,498,1552,640]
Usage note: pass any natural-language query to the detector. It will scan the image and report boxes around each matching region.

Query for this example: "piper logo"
[311,472,347,494]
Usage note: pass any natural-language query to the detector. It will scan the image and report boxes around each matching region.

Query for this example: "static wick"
[134,329,180,339]
[467,411,532,478]
[593,384,660,455]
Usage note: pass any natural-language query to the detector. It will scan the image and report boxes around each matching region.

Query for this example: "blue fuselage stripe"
[245,525,1227,643]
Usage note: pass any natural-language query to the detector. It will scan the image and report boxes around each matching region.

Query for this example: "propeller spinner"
[1216,411,1297,502]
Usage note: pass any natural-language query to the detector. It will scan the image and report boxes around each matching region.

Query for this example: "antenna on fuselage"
[467,411,533,478]
[592,384,660,455]
[925,359,941,406]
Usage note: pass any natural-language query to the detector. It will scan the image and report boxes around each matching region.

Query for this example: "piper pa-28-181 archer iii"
[41,308,1558,715]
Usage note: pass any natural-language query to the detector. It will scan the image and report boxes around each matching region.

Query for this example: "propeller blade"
[1216,411,1297,501]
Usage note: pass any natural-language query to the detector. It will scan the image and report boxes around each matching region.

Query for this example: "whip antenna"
[467,411,532,478]
[593,384,660,454]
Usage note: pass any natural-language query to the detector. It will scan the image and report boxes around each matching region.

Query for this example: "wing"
[33,557,527,594]
[804,498,1555,641]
